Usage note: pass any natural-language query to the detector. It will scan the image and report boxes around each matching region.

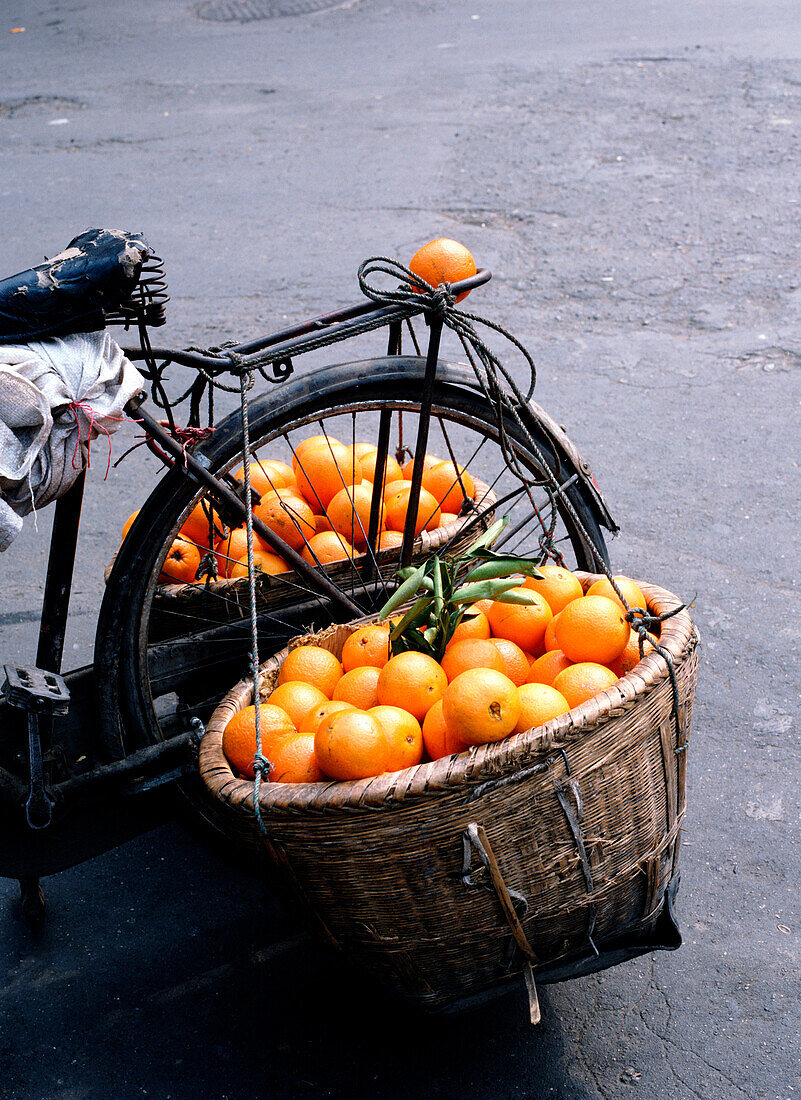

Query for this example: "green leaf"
[378,564,428,619]
[394,627,437,659]
[462,516,508,555]
[433,558,444,619]
[442,605,468,648]
[452,578,525,604]
[389,595,433,639]
[463,559,542,583]
[492,589,541,605]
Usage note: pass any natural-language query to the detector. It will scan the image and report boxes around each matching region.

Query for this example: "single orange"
[341,623,391,671]
[422,699,471,760]
[472,598,494,617]
[377,530,403,550]
[293,441,362,511]
[333,665,382,710]
[487,589,553,656]
[228,548,291,579]
[159,537,201,585]
[606,629,654,678]
[438,512,460,527]
[358,449,404,489]
[313,513,334,533]
[553,662,619,709]
[266,733,325,783]
[585,575,647,613]
[422,460,475,514]
[267,681,330,727]
[442,669,521,746]
[293,433,342,460]
[543,613,561,652]
[344,442,377,464]
[278,645,343,697]
[234,459,296,497]
[314,709,390,781]
[408,239,477,303]
[121,510,139,543]
[214,526,269,577]
[328,483,385,548]
[383,478,410,501]
[401,453,442,481]
[384,484,441,535]
[180,498,228,549]
[489,638,532,687]
[555,595,629,664]
[222,703,296,778]
[440,638,505,683]
[528,649,573,685]
[377,651,448,721]
[253,490,315,552]
[448,608,491,644]
[513,683,570,735]
[301,531,356,566]
[523,564,583,615]
[299,698,357,734]
[369,705,424,770]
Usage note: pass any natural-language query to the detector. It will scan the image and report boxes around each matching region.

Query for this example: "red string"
[67,402,131,480]
[109,422,217,471]
[170,425,216,467]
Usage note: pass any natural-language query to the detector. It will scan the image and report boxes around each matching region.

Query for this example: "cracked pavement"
[1,1,799,1097]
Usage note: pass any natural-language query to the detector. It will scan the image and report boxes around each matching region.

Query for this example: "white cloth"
[0,332,144,550]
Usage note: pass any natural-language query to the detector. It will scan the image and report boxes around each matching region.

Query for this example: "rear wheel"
[97,356,611,759]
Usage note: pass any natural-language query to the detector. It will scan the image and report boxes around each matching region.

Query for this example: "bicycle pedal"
[1,665,70,716]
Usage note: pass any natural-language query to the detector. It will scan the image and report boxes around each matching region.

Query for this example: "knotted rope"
[357,257,606,570]
[67,402,129,479]
[626,603,689,749]
[358,258,690,750]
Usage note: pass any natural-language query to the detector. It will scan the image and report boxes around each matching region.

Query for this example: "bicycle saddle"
[0,228,168,345]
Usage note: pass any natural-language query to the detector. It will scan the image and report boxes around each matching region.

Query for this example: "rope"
[358,256,690,757]
[357,258,614,571]
[626,603,688,749]
[66,401,127,479]
[235,362,272,837]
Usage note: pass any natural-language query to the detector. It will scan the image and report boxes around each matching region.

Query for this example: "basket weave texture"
[199,576,699,1009]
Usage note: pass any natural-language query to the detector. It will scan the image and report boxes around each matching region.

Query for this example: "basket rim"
[199,575,699,814]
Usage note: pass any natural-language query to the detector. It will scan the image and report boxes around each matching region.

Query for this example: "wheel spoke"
[104,364,608,758]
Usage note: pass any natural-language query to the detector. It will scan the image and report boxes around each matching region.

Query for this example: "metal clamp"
[461,822,541,1024]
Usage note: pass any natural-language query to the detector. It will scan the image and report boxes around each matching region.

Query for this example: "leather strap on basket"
[554,776,600,957]
[462,822,541,1024]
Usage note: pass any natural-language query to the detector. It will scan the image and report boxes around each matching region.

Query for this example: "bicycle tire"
[97,356,612,764]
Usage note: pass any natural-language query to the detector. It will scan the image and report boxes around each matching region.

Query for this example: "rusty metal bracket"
[462,822,541,1024]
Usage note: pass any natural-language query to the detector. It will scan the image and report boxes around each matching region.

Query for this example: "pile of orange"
[121,239,481,586]
[121,442,476,585]
[221,568,656,784]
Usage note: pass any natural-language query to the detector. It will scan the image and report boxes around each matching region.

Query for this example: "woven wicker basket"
[199,575,699,1016]
[142,479,496,621]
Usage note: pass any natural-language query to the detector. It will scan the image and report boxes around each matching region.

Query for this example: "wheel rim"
[116,380,607,748]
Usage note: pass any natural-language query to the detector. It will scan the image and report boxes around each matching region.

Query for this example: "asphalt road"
[1,1,800,1097]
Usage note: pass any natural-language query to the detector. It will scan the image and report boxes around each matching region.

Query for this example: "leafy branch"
[378,517,544,662]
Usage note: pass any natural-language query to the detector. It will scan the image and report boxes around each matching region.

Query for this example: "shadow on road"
[1,823,592,1099]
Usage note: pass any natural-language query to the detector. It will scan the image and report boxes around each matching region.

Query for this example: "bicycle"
[0,229,616,922]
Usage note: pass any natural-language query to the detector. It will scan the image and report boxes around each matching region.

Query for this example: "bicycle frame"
[0,263,615,919]
[0,269,493,894]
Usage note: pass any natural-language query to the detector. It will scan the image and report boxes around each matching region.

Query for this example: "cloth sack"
[0,332,144,550]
